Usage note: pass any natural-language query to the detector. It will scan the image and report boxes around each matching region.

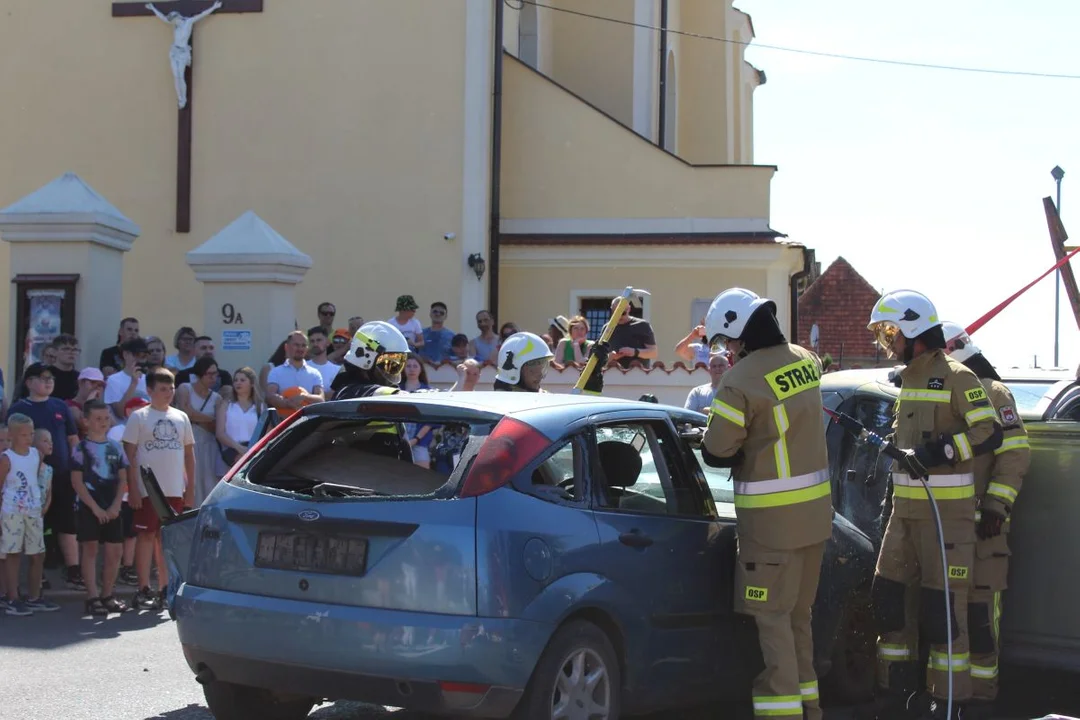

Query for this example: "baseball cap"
[333,328,351,343]
[124,397,150,413]
[395,294,419,312]
[78,367,105,383]
[23,363,53,382]
[121,337,149,355]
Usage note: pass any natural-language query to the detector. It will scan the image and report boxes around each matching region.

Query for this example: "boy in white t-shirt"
[0,414,59,615]
[387,294,425,351]
[122,368,195,611]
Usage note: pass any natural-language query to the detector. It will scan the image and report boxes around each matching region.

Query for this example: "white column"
[632,0,657,140]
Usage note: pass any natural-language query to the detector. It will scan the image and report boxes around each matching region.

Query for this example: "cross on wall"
[111,0,264,233]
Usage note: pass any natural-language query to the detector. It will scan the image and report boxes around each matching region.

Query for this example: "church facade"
[0,0,808,376]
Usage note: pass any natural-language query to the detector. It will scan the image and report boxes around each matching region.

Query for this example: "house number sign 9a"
[221,303,244,324]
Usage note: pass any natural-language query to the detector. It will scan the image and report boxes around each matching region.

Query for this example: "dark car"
[156,392,877,719]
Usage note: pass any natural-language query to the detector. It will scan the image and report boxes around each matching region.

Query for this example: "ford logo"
[298,510,321,522]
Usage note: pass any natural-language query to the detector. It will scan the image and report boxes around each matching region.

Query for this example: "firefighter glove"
[977,508,1006,540]
[582,342,609,394]
[901,449,929,479]
[589,341,611,368]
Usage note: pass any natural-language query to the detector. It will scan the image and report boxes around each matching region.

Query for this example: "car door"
[588,415,724,708]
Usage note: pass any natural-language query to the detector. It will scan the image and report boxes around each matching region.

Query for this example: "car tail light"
[222,411,302,484]
[458,416,548,498]
[439,681,490,695]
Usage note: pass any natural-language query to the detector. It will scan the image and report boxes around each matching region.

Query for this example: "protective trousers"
[969,529,1010,700]
[735,537,826,720]
[873,516,975,702]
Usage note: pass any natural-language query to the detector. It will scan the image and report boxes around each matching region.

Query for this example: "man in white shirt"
[105,338,151,420]
[266,331,325,413]
[306,326,341,399]
[386,295,424,352]
[684,352,730,414]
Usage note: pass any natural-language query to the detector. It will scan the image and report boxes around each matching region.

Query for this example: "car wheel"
[202,679,315,720]
[822,595,876,704]
[513,620,621,720]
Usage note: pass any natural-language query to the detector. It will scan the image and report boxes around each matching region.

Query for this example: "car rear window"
[1003,381,1056,416]
[242,415,495,499]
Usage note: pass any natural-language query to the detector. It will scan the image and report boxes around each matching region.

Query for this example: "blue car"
[155,392,876,719]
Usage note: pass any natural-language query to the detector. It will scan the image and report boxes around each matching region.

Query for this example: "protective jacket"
[973,378,1029,519]
[702,342,833,550]
[891,349,1001,521]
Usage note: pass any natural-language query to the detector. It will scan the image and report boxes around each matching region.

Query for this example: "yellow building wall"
[499,261,768,362]
[0,0,475,368]
[549,0,635,128]
[500,56,773,221]
[675,0,732,165]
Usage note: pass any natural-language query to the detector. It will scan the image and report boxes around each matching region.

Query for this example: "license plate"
[254,531,369,576]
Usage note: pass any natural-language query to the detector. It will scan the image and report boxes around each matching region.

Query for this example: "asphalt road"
[1,598,1077,720]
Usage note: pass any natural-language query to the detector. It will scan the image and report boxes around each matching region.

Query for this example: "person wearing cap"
[67,368,107,439]
[419,301,455,365]
[387,295,425,351]
[104,338,152,421]
[328,328,352,364]
[8,363,82,590]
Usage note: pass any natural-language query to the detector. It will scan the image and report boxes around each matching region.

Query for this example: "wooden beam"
[1043,196,1080,332]
[112,0,263,17]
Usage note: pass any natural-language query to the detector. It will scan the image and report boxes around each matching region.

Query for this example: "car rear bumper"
[174,583,550,716]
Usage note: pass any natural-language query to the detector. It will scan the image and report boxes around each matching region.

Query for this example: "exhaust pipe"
[195,667,216,686]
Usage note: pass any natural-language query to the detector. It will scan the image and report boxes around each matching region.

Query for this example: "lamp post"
[1052,165,1065,368]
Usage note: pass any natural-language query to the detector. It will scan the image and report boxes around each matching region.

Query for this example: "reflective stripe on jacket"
[974,378,1029,518]
[702,343,833,550]
[892,349,999,521]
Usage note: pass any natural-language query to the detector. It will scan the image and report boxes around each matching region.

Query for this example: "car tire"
[822,596,876,705]
[512,620,622,720]
[202,679,315,720]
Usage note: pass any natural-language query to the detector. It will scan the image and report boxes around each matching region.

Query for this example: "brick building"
[796,257,885,369]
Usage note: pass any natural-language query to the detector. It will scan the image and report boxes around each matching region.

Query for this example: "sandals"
[102,596,129,614]
[85,597,109,617]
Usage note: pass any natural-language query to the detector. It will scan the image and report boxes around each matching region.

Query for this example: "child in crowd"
[72,400,130,615]
[0,414,59,615]
[123,368,195,611]
[108,397,149,586]
[32,428,54,592]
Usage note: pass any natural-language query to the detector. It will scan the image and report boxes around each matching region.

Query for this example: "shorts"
[121,502,138,539]
[133,496,185,535]
[411,445,431,464]
[75,504,124,544]
[0,512,46,555]
[44,469,76,536]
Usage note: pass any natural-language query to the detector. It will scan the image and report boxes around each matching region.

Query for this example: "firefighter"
[867,291,1003,720]
[331,321,410,399]
[941,321,1029,720]
[493,331,607,394]
[700,288,833,720]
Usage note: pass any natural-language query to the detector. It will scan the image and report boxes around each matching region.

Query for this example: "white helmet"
[941,320,980,363]
[495,331,554,385]
[346,321,410,380]
[704,288,776,347]
[867,289,940,350]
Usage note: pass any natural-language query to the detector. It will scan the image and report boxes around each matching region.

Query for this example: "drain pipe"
[789,247,815,341]
[657,0,669,148]
[487,0,505,319]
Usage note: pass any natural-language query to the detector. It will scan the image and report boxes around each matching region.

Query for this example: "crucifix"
[112,0,263,233]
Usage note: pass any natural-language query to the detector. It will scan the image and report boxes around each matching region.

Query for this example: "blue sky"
[738,0,1080,370]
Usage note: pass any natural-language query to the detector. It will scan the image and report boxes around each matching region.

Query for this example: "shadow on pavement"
[0,604,170,650]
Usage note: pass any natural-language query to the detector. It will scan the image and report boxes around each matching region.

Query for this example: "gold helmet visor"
[869,321,900,352]
[375,352,408,377]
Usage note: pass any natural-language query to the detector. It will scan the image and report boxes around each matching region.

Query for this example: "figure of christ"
[145,0,222,108]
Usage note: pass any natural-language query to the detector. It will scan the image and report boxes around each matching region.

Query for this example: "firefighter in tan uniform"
[867,291,1002,720]
[941,322,1029,720]
[700,288,833,720]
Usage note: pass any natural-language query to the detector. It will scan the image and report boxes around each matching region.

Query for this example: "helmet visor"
[522,357,550,379]
[870,321,900,352]
[375,352,408,377]
[945,331,971,356]
[708,333,733,353]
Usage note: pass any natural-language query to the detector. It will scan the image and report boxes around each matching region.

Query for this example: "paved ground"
[1,596,1077,720]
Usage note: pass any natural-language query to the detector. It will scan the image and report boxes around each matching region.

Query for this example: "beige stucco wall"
[0,0,485,370]
[499,244,806,364]
[500,56,773,221]
[675,0,732,165]
[549,0,635,128]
